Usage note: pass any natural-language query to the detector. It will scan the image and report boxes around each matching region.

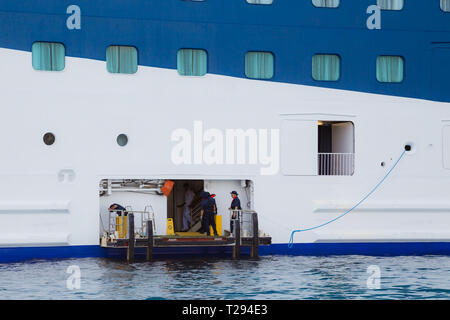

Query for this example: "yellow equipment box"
[115,215,128,238]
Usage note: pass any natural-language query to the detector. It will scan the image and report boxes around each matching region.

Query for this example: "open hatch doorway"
[167,179,204,233]
[99,178,254,241]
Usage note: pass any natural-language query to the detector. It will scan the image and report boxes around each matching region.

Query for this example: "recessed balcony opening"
[318,121,355,176]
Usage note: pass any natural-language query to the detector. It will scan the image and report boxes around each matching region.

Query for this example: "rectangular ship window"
[441,0,450,12]
[377,0,404,10]
[280,119,354,176]
[177,49,207,76]
[32,42,65,71]
[246,0,273,5]
[376,55,404,83]
[106,46,138,74]
[318,121,355,176]
[312,0,340,8]
[312,54,340,81]
[245,52,274,79]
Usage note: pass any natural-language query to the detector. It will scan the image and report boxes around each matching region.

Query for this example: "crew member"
[229,191,241,234]
[177,183,195,232]
[210,193,217,215]
[108,203,128,238]
[108,203,128,216]
[200,191,218,236]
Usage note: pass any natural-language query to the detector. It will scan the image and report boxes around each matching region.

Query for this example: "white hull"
[1,48,450,257]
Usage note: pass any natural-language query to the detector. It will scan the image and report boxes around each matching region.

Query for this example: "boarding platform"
[101,209,271,262]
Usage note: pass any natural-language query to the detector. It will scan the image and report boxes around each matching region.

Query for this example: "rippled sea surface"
[0,255,449,300]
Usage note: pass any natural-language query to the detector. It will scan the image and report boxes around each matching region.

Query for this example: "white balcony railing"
[318,153,354,176]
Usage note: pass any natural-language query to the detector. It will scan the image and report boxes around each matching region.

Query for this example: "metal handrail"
[188,201,203,231]
[229,209,257,238]
[108,208,155,239]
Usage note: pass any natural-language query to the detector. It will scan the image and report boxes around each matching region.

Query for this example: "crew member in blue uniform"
[229,191,241,234]
[210,193,217,215]
[108,203,128,216]
[200,191,218,236]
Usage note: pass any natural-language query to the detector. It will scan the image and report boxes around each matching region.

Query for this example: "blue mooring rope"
[288,149,407,248]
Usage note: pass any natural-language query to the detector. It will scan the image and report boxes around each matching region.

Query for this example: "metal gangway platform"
[101,209,271,262]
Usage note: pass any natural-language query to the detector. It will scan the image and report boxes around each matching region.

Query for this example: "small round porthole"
[43,132,55,146]
[117,134,128,147]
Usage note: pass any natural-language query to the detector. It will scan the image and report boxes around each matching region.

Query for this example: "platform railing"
[229,209,258,238]
[108,208,155,239]
[229,210,260,259]
[318,153,354,176]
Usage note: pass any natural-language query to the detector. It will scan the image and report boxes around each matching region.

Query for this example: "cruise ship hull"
[1,47,450,262]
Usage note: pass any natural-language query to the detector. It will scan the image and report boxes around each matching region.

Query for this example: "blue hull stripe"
[0,245,104,263]
[262,242,450,256]
[1,242,450,263]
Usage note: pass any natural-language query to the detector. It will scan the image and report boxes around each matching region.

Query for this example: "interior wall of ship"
[318,121,354,153]
[331,122,354,153]
[168,180,204,232]
[168,179,252,233]
[99,191,167,236]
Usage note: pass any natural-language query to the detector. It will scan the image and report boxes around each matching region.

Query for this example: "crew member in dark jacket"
[210,193,217,215]
[200,191,218,236]
[229,191,241,234]
[108,203,128,216]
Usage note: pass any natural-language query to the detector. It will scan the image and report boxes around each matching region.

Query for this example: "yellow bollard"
[167,218,175,235]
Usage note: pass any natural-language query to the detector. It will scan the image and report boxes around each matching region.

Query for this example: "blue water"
[0,255,449,299]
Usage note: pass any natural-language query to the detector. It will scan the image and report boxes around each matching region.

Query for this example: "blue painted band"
[0,245,105,263]
[1,242,450,263]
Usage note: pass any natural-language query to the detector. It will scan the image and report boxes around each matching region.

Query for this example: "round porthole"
[43,132,55,146]
[117,134,128,147]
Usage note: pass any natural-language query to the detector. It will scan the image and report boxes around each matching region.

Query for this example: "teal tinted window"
[245,52,274,79]
[377,0,404,10]
[441,0,450,12]
[376,56,404,83]
[177,49,207,76]
[106,46,138,74]
[312,0,340,8]
[247,0,273,4]
[312,54,340,81]
[32,42,65,71]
